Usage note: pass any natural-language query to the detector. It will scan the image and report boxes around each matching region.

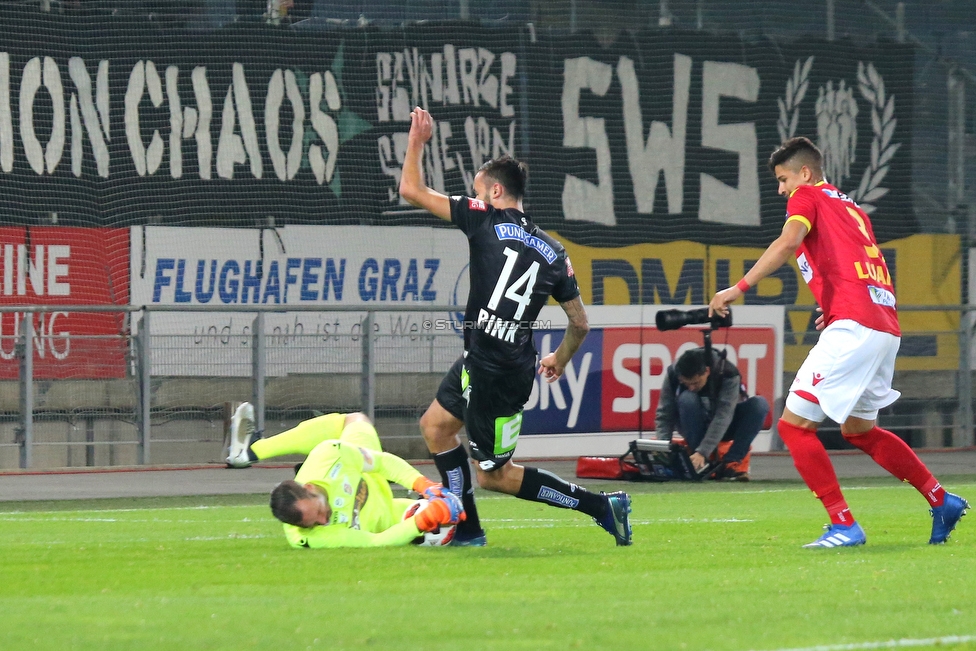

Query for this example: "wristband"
[735,278,751,292]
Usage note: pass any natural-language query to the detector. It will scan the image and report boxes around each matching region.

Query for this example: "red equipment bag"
[575,456,641,480]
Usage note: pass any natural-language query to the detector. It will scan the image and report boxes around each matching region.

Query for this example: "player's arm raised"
[399,106,451,221]
[709,219,808,317]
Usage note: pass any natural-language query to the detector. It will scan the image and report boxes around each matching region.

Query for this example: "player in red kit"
[709,137,968,548]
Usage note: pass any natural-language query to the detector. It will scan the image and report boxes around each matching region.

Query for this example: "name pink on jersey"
[786,182,900,337]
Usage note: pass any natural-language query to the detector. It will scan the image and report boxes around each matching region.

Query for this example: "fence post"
[252,312,266,434]
[959,306,975,447]
[361,312,375,420]
[895,2,906,43]
[826,0,835,41]
[16,313,34,469]
[136,310,152,464]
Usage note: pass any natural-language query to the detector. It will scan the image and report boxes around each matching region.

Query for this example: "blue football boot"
[802,521,866,548]
[929,493,969,544]
[448,528,487,547]
[595,491,632,546]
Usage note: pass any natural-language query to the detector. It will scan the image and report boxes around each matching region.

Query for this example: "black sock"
[516,467,607,519]
[246,430,263,462]
[433,445,482,535]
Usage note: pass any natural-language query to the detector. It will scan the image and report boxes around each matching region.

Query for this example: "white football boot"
[226,402,256,468]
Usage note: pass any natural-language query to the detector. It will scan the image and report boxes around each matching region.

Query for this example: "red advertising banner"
[600,327,777,432]
[0,228,130,379]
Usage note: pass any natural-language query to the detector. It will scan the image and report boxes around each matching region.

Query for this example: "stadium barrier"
[0,303,972,470]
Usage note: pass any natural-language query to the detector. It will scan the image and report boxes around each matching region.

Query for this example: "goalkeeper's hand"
[411,476,449,500]
[413,494,467,532]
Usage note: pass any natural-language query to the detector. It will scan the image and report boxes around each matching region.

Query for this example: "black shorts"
[435,356,534,472]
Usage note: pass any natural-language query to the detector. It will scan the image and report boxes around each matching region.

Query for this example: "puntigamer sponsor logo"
[538,487,580,509]
[493,224,557,264]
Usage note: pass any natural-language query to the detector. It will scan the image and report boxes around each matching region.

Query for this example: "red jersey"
[786,182,900,336]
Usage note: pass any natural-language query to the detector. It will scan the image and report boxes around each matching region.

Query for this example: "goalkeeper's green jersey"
[283,438,424,549]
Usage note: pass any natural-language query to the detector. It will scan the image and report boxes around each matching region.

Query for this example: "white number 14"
[487,247,539,320]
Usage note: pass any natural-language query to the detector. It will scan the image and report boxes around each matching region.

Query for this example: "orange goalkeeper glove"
[412,476,449,500]
[413,494,466,532]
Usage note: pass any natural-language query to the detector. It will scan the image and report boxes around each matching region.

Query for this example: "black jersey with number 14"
[449,196,580,373]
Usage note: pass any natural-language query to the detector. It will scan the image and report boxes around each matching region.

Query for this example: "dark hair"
[478,156,528,200]
[675,348,709,379]
[270,480,311,526]
[768,136,823,177]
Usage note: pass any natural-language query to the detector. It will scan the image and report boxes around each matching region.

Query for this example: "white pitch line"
[484,517,753,524]
[0,516,260,523]
[0,504,259,516]
[183,534,273,541]
[484,518,753,530]
[755,634,976,651]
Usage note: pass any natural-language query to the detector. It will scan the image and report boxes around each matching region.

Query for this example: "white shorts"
[786,319,901,423]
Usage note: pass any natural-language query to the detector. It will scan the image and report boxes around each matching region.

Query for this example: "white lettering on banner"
[68,58,110,178]
[698,60,761,225]
[376,46,514,118]
[563,350,591,428]
[535,334,566,410]
[522,336,773,434]
[308,71,340,186]
[0,312,70,361]
[166,65,214,180]
[375,45,517,202]
[0,244,71,297]
[619,53,691,215]
[0,53,12,172]
[609,342,769,415]
[216,62,262,180]
[560,56,761,227]
[612,343,671,413]
[21,56,66,175]
[265,68,304,182]
[190,66,213,180]
[562,57,615,226]
[735,343,767,397]
[524,334,591,428]
[125,60,165,176]
[166,65,183,178]
[0,52,346,183]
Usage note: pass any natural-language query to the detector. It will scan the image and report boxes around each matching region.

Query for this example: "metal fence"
[0,305,466,469]
[0,304,973,470]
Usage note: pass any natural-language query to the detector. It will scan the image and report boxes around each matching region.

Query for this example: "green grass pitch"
[1,477,974,651]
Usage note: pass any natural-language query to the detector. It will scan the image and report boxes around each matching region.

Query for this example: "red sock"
[778,419,853,525]
[843,426,945,507]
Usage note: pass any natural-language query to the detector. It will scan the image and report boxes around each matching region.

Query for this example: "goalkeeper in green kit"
[225,404,465,549]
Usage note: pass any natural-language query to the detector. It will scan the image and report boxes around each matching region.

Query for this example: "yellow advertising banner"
[553,233,961,371]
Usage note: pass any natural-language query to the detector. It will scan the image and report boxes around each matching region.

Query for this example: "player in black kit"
[399,106,632,547]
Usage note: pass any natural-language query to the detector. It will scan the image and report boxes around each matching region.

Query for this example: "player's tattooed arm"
[539,297,590,382]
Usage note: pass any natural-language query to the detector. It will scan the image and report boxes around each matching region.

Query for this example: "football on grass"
[402,498,456,547]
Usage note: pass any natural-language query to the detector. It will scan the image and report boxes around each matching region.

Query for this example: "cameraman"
[655,348,769,480]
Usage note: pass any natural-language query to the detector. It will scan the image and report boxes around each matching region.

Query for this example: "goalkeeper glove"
[413,494,467,532]
[411,476,449,500]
